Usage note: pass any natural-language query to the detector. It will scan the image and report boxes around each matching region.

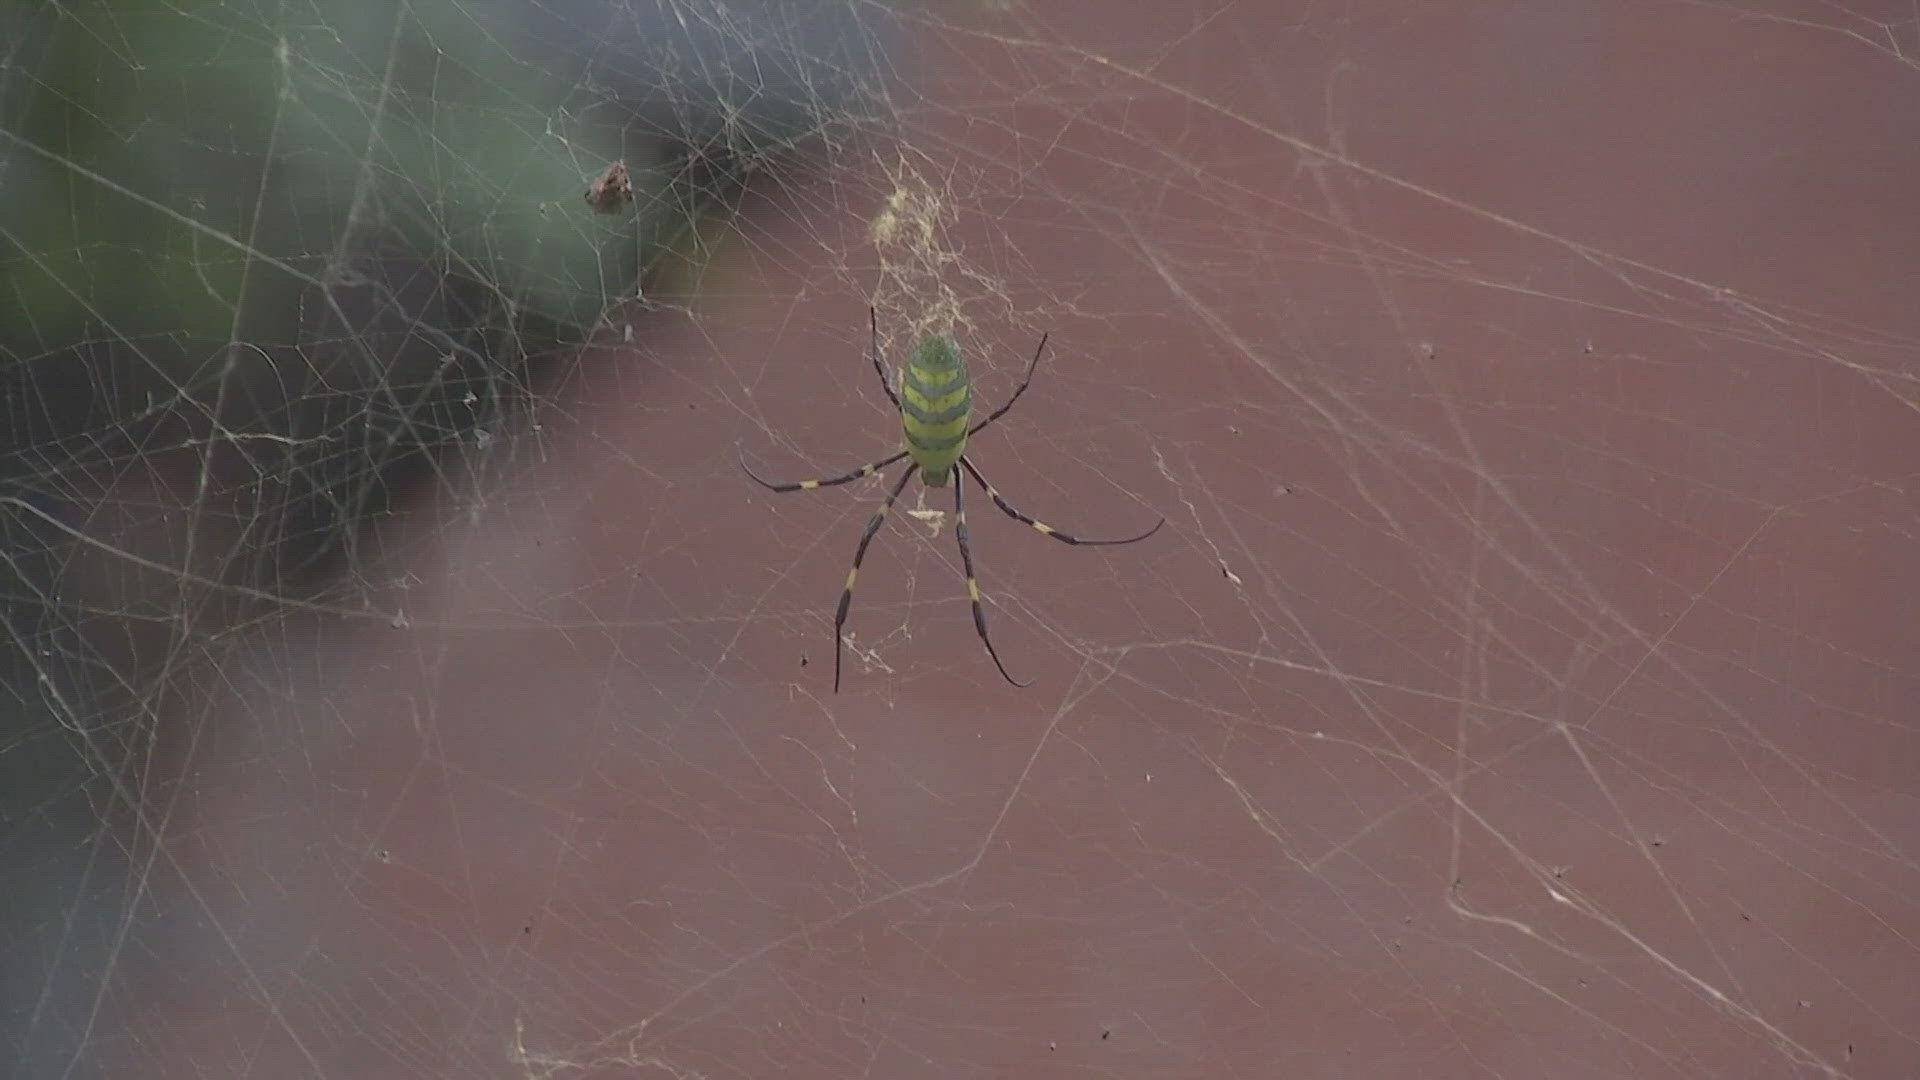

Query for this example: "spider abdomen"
[900,333,971,486]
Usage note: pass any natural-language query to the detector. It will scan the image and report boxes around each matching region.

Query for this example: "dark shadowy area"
[0,2,894,1073]
[6,2,1919,1077]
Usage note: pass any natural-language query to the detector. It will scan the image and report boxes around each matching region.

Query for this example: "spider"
[743,309,1164,691]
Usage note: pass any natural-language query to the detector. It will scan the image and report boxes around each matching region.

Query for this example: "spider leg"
[740,448,910,493]
[834,463,920,692]
[867,306,903,411]
[953,472,1032,688]
[960,457,1164,545]
[966,331,1050,437]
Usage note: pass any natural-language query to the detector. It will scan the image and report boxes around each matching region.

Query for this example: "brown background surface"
[107,3,1920,1077]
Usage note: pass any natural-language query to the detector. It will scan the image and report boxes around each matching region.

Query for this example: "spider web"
[4,1,1920,1077]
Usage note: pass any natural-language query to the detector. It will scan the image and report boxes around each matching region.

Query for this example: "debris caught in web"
[584,160,634,214]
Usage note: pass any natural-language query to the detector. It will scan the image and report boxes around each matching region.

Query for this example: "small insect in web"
[742,308,1164,691]
[583,160,633,214]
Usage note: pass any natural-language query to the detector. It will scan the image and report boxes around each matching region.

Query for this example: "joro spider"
[743,308,1164,691]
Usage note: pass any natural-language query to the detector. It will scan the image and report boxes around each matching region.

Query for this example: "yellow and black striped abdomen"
[899,333,971,485]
